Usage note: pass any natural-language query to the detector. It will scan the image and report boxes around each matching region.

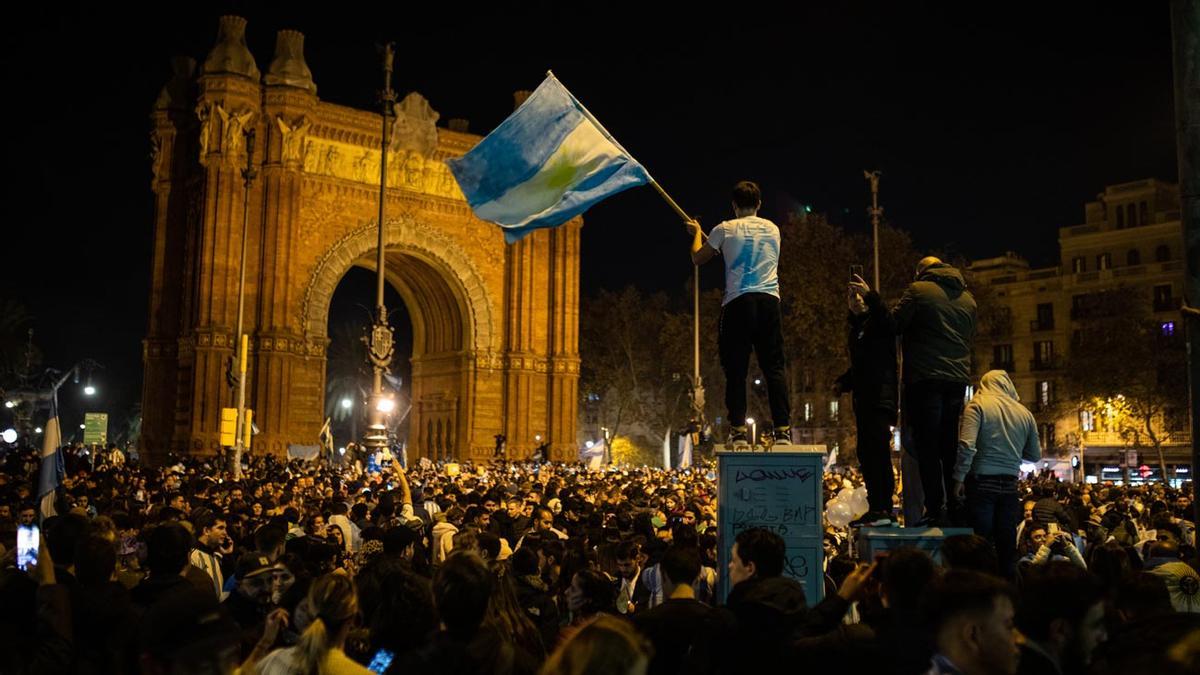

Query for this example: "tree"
[1064,286,1187,480]
[579,287,687,451]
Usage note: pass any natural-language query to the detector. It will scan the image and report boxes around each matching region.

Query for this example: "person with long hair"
[255,572,370,674]
[486,558,548,660]
[541,614,652,675]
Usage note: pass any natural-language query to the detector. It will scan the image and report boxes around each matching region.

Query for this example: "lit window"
[965,385,975,401]
[829,400,840,422]
[1039,381,1052,407]
[804,403,813,422]
[1080,410,1095,432]
[1162,321,1175,337]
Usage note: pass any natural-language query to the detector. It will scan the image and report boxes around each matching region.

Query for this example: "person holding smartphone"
[837,264,899,527]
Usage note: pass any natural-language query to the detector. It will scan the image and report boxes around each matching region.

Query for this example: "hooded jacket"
[871,263,976,384]
[952,370,1040,483]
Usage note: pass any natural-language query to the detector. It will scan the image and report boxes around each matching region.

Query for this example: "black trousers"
[904,379,966,520]
[719,293,790,428]
[854,402,896,513]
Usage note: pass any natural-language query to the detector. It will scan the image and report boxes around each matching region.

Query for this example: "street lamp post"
[229,129,257,479]
[364,43,397,454]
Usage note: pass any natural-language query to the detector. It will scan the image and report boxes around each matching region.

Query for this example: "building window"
[993,344,1014,370]
[1040,423,1056,449]
[1080,410,1095,432]
[965,384,975,401]
[1139,201,1148,224]
[1072,257,1086,273]
[1115,206,1125,229]
[1126,249,1141,266]
[1154,284,1175,312]
[1155,244,1171,262]
[1036,303,1054,330]
[828,400,840,422]
[803,402,813,422]
[1162,321,1176,337]
[1038,380,1053,408]
[1096,253,1111,271]
[1126,203,1137,228]
[1034,341,1054,369]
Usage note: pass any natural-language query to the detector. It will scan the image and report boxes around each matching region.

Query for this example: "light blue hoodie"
[953,370,1040,482]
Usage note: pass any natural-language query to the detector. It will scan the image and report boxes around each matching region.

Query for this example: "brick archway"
[140,40,581,461]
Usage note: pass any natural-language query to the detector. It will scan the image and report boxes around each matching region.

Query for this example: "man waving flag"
[446,72,652,243]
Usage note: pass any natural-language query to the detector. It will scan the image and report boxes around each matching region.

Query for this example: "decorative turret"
[265,29,316,94]
[202,15,261,80]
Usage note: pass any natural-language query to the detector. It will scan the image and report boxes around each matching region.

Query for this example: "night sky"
[2,3,1181,427]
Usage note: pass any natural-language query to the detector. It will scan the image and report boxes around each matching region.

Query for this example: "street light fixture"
[79,424,86,430]
[4,401,13,409]
[2,429,16,444]
[375,396,396,414]
[341,398,353,410]
[35,427,43,434]
[84,385,96,396]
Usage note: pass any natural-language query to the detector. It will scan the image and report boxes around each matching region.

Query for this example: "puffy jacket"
[872,263,976,384]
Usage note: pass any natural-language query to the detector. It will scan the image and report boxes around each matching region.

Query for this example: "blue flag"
[38,396,64,520]
[446,73,652,243]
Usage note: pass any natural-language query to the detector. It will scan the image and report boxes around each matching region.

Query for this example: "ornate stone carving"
[219,107,256,162]
[196,102,219,161]
[150,130,165,184]
[276,115,311,166]
[391,92,440,156]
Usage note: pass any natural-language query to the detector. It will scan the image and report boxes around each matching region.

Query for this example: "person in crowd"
[632,544,720,675]
[920,569,1019,675]
[542,613,652,675]
[189,509,230,600]
[1015,561,1107,675]
[255,572,371,674]
[952,370,1040,578]
[688,180,793,450]
[838,264,900,527]
[851,256,977,526]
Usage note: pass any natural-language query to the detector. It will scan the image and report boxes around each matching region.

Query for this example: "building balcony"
[1029,319,1055,332]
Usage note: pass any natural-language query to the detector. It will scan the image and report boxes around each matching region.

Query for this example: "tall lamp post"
[229,129,257,479]
[364,44,397,453]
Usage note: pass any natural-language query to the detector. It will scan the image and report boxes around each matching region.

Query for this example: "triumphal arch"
[141,17,580,461]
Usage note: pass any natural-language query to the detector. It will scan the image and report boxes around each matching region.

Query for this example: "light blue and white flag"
[678,433,693,470]
[37,397,64,520]
[447,73,652,243]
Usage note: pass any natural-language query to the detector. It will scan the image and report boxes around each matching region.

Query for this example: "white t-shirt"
[707,215,781,305]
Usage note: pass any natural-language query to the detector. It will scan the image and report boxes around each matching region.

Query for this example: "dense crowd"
[0,443,1198,675]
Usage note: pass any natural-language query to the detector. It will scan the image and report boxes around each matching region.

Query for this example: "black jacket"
[872,263,976,384]
[712,576,850,675]
[836,292,898,413]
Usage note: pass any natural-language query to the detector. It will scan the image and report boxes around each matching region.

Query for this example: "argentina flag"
[37,396,64,520]
[446,73,651,243]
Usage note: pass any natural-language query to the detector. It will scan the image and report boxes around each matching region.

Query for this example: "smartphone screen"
[850,264,864,280]
[367,648,395,674]
[17,524,39,572]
